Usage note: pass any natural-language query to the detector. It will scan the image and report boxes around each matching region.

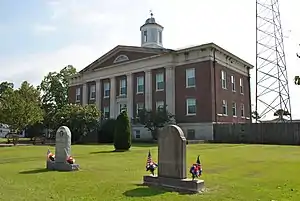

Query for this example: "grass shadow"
[132,143,157,148]
[19,168,51,174]
[123,186,165,197]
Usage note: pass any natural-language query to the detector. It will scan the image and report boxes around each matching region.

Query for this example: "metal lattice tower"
[255,0,292,121]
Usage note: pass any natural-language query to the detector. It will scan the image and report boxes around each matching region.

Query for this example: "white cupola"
[140,12,164,48]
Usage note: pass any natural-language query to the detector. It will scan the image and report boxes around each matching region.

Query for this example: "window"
[113,55,129,63]
[158,31,162,43]
[89,85,96,100]
[241,103,245,117]
[103,82,110,98]
[186,98,196,115]
[135,130,141,139]
[222,100,228,115]
[231,75,235,92]
[186,68,195,88]
[187,129,195,140]
[221,70,227,89]
[120,103,127,113]
[156,73,164,91]
[232,102,237,116]
[119,79,126,96]
[143,30,147,42]
[156,101,164,110]
[103,107,109,119]
[76,87,81,102]
[137,76,144,94]
[240,78,244,94]
[136,102,144,116]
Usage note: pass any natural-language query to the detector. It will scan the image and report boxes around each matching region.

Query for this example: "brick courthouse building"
[68,14,253,141]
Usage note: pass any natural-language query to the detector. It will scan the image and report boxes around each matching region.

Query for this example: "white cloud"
[33,24,57,34]
[1,0,300,119]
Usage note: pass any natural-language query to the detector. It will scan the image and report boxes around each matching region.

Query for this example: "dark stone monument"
[46,126,79,171]
[143,125,204,193]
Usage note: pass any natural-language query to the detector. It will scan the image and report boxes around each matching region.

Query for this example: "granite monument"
[143,125,204,193]
[46,126,79,171]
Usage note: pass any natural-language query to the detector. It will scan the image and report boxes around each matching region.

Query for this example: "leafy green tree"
[38,65,77,128]
[295,76,300,85]
[98,119,116,143]
[0,81,44,132]
[114,111,131,151]
[136,106,175,140]
[0,82,14,96]
[52,104,100,143]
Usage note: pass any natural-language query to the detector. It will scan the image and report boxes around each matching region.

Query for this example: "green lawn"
[0,144,299,201]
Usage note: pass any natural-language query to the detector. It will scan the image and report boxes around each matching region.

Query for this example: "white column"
[145,70,152,111]
[126,73,133,119]
[110,77,116,119]
[165,66,175,115]
[82,83,88,106]
[95,79,101,110]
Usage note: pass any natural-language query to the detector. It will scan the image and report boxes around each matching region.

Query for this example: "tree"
[114,111,131,151]
[252,111,262,122]
[136,106,175,140]
[0,82,14,96]
[38,65,77,128]
[0,81,44,132]
[274,109,290,121]
[295,76,300,85]
[52,104,100,143]
[98,119,117,143]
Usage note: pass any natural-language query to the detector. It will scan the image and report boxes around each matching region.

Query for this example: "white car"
[0,124,10,138]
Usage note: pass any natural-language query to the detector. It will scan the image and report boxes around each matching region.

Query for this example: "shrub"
[98,119,116,143]
[114,111,131,151]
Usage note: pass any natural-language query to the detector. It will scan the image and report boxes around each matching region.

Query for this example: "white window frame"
[156,101,164,110]
[232,102,237,117]
[221,70,227,89]
[103,82,110,98]
[240,78,244,94]
[186,98,196,115]
[158,31,162,43]
[76,87,81,102]
[156,73,164,91]
[231,75,235,92]
[119,103,127,113]
[143,30,147,42]
[119,79,126,96]
[89,85,96,100]
[136,102,144,115]
[103,107,109,119]
[136,76,144,94]
[186,68,195,88]
[241,103,245,117]
[222,100,228,115]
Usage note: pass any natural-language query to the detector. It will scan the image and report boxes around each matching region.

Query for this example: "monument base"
[143,175,204,194]
[46,161,79,171]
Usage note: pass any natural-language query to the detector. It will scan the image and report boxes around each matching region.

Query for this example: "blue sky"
[0,0,299,119]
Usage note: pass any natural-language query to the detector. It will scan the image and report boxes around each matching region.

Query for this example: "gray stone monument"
[143,125,204,193]
[46,126,79,171]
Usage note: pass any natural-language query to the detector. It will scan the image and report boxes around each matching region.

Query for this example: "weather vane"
[150,10,153,17]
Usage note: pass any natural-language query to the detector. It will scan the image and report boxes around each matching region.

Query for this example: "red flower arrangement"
[189,156,202,180]
[66,156,75,164]
[47,149,55,161]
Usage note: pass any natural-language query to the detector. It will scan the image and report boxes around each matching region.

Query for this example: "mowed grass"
[0,144,300,201]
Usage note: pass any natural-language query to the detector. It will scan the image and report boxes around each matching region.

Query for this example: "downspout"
[247,67,252,123]
[213,48,217,123]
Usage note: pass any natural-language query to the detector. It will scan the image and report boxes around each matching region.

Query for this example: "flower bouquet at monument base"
[189,155,202,180]
[66,156,75,164]
[145,150,158,176]
[47,149,55,162]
